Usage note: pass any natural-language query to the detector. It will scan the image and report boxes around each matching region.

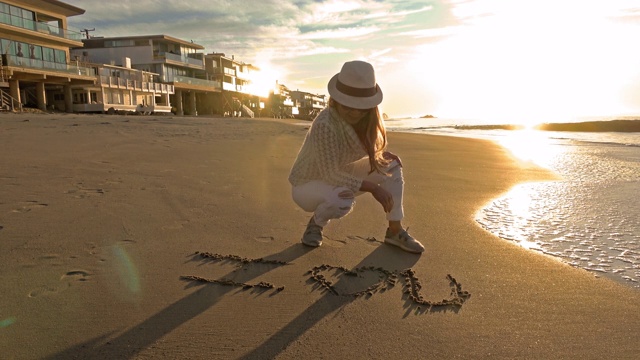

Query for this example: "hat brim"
[327,73,383,110]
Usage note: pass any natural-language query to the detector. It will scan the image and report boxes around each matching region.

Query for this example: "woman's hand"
[383,151,402,167]
[361,180,393,213]
[371,185,394,213]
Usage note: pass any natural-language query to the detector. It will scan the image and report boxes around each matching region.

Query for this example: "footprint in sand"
[66,183,105,198]
[61,270,91,282]
[254,236,275,243]
[28,285,63,298]
[347,235,381,245]
[39,254,64,266]
[12,201,48,213]
[162,220,189,230]
[28,270,92,298]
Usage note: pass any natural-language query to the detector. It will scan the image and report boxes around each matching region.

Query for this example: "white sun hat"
[327,60,383,109]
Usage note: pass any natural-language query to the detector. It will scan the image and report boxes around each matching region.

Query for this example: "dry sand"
[0,112,638,359]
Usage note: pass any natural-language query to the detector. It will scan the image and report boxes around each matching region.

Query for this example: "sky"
[63,0,640,122]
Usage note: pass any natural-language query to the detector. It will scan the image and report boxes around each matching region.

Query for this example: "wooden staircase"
[0,89,21,112]
[0,55,20,111]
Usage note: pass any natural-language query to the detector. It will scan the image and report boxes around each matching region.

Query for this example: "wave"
[453,119,640,133]
[535,119,640,132]
[454,124,525,131]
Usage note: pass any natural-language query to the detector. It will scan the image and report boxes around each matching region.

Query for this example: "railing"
[185,57,203,66]
[73,103,173,114]
[173,75,221,90]
[0,89,22,111]
[240,104,254,118]
[3,55,95,76]
[0,12,83,41]
[236,70,250,80]
[161,51,182,62]
[99,76,175,93]
[155,52,204,67]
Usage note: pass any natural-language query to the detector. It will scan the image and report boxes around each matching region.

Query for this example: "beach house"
[63,60,175,114]
[269,82,295,118]
[203,53,262,117]
[290,90,326,120]
[72,35,216,116]
[0,0,95,112]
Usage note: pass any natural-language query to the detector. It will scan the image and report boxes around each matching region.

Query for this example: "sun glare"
[497,129,564,169]
[248,62,282,98]
[394,0,640,124]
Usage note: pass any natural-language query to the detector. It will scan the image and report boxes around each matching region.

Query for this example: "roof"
[83,35,205,50]
[19,0,85,16]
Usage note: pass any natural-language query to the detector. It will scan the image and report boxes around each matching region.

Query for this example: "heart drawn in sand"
[306,264,397,297]
[306,264,471,309]
[182,252,471,311]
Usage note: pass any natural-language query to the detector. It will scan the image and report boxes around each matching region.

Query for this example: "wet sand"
[0,112,638,359]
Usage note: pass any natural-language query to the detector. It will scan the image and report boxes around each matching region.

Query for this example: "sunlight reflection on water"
[496,129,565,168]
[476,130,640,288]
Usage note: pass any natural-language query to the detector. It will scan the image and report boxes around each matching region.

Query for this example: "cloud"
[62,0,640,118]
[298,26,380,40]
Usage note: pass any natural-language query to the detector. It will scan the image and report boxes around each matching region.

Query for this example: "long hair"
[329,98,389,174]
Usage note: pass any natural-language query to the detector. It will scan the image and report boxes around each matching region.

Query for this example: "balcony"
[155,52,204,68]
[99,76,174,93]
[173,75,221,90]
[0,12,82,41]
[3,54,95,77]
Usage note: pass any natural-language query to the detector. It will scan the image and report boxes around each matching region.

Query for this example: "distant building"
[1,1,323,117]
[203,53,262,117]
[290,90,326,120]
[72,34,215,115]
[269,82,295,118]
[0,0,96,112]
[65,62,174,114]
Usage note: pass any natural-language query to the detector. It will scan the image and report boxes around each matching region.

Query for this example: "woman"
[288,60,424,254]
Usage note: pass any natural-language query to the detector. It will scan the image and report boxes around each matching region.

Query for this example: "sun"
[247,62,282,98]
[397,0,640,125]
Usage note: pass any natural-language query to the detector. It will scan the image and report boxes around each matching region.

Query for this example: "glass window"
[0,38,9,55]
[54,49,66,63]
[21,8,34,30]
[0,3,10,25]
[29,44,42,59]
[10,6,23,27]
[15,42,27,57]
[42,47,54,62]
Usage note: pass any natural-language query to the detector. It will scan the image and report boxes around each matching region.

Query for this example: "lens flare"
[111,245,141,295]
[0,317,17,328]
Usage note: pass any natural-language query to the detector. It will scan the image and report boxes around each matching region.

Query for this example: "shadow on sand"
[46,243,466,359]
[44,244,311,360]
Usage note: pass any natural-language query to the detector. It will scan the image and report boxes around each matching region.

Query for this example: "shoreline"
[1,113,639,359]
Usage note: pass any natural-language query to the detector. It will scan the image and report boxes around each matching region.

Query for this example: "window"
[29,44,42,60]
[15,42,27,57]
[42,47,54,62]
[54,49,66,63]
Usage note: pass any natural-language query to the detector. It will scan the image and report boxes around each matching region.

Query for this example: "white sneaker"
[301,219,323,247]
[384,228,424,253]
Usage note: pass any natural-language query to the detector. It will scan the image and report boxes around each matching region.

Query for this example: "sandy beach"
[1,112,639,359]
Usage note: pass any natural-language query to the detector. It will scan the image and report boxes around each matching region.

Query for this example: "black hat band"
[336,79,378,97]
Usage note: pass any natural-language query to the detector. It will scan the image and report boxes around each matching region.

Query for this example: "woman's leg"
[352,159,405,224]
[353,159,424,253]
[292,181,356,227]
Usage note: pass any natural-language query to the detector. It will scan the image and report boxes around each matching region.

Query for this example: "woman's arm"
[360,180,393,213]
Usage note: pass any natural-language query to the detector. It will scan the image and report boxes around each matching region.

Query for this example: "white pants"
[292,159,404,227]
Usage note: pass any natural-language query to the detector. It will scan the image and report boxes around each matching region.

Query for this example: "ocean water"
[386,117,640,289]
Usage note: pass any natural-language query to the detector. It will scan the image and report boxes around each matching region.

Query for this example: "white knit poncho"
[288,107,367,193]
